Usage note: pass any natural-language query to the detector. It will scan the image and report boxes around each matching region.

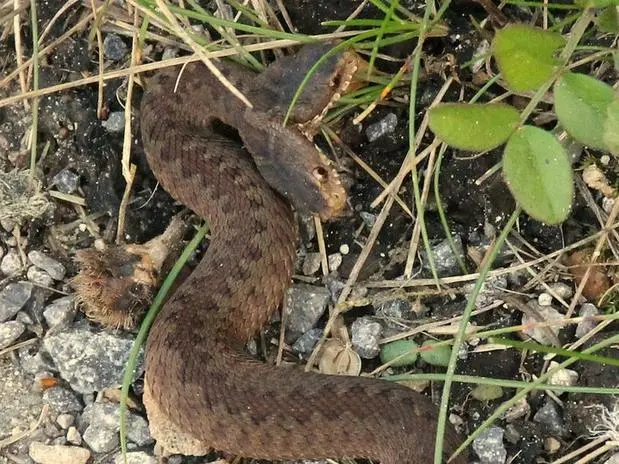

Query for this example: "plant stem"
[29,0,39,177]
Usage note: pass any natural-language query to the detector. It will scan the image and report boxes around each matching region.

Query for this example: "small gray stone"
[0,249,22,276]
[43,420,63,439]
[43,324,144,394]
[0,320,25,349]
[284,284,330,343]
[102,112,125,133]
[56,413,74,429]
[422,235,465,276]
[351,317,382,359]
[376,298,413,324]
[51,436,68,446]
[366,113,397,142]
[103,33,128,61]
[15,310,33,325]
[27,266,54,287]
[534,401,566,437]
[327,253,342,272]
[66,425,82,445]
[302,252,321,276]
[0,282,32,322]
[82,424,118,453]
[463,275,508,309]
[42,387,83,414]
[472,426,507,464]
[1,217,15,232]
[324,275,345,301]
[537,292,553,306]
[161,47,179,61]
[43,296,76,329]
[28,442,90,464]
[292,328,322,355]
[359,211,376,228]
[51,169,80,194]
[114,451,157,464]
[521,301,563,345]
[548,282,573,300]
[575,303,599,338]
[82,402,152,452]
[28,251,66,281]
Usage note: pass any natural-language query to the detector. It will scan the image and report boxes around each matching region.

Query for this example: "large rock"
[28,442,90,464]
[43,323,143,394]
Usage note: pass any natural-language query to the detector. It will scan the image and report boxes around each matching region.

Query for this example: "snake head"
[239,116,347,220]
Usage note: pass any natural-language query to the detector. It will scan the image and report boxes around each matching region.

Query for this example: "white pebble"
[537,293,553,306]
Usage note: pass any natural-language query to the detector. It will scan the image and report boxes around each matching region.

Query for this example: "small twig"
[89,0,105,118]
[0,337,38,358]
[155,0,253,108]
[116,164,136,244]
[314,216,329,276]
[28,0,39,176]
[12,0,28,110]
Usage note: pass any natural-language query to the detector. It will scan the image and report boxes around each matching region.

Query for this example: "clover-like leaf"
[492,24,565,92]
[554,72,617,151]
[419,340,451,367]
[380,339,419,367]
[428,103,520,151]
[503,126,573,224]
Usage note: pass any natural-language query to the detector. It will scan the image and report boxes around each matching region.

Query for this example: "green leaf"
[419,340,451,367]
[604,100,619,155]
[597,4,619,32]
[471,384,504,401]
[380,339,419,367]
[554,72,616,151]
[492,24,565,92]
[428,103,520,151]
[503,126,573,224]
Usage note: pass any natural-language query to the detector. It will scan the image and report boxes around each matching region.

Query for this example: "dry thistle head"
[72,244,157,330]
[71,215,187,330]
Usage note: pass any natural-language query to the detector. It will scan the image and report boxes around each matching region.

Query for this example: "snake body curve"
[140,44,465,464]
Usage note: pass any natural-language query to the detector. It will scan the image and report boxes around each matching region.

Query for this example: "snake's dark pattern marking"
[140,43,465,464]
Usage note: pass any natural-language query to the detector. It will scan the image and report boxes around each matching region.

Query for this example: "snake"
[139,43,465,464]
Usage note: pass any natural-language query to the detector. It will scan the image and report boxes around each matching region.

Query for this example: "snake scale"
[139,43,465,464]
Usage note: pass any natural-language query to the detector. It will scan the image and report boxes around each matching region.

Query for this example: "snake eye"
[313,166,329,183]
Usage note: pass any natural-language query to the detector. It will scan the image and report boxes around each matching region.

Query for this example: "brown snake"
[140,44,465,464]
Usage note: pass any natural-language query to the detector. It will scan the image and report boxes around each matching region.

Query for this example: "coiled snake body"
[140,44,464,464]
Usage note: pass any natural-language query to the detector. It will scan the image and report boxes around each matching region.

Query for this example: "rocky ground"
[1,1,618,464]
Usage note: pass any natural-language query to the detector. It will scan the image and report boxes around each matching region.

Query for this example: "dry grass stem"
[155,0,253,108]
